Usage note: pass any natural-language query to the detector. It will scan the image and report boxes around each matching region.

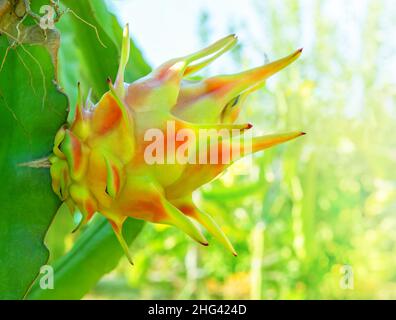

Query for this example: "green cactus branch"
[0,0,150,299]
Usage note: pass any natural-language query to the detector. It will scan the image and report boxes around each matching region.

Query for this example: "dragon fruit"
[50,25,304,264]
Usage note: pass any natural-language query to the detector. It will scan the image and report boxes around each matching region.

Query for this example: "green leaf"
[27,216,144,300]
[57,0,151,103]
[0,40,68,299]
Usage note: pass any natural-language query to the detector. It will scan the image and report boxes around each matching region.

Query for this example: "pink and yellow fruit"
[50,25,304,264]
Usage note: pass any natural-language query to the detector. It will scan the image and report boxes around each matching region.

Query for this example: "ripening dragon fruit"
[50,25,304,264]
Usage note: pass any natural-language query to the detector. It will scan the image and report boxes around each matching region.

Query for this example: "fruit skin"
[50,25,304,264]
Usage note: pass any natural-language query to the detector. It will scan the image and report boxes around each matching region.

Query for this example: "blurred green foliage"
[83,0,396,299]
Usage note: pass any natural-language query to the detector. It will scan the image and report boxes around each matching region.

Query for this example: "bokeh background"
[49,0,396,299]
